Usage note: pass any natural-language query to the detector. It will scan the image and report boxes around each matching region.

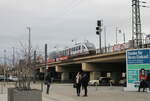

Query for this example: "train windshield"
[85,43,96,50]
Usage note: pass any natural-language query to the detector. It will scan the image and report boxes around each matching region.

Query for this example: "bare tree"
[14,39,35,90]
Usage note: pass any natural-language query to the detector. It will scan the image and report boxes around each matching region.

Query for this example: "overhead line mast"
[132,0,142,48]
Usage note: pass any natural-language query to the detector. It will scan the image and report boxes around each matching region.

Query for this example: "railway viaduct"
[37,50,126,82]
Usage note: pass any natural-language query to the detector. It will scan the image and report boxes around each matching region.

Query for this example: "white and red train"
[48,42,96,63]
[47,38,150,63]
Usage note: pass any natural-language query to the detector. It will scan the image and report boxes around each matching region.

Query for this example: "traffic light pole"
[99,31,101,53]
[96,20,102,53]
[41,44,48,92]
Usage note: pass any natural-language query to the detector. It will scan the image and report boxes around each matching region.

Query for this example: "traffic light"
[97,20,101,26]
[96,20,102,35]
[96,27,99,30]
[96,31,99,35]
[96,27,99,35]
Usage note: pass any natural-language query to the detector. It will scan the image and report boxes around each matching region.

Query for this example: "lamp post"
[27,27,31,66]
[26,26,31,90]
[115,27,125,44]
[123,32,125,44]
[120,29,125,44]
[116,27,118,45]
[4,49,6,86]
[104,26,107,52]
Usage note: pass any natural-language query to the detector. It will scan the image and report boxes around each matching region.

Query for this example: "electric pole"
[132,0,142,48]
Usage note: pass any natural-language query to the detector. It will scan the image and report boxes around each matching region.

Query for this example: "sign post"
[125,49,150,91]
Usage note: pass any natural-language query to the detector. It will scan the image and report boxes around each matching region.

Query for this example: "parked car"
[119,78,126,86]
[9,76,18,82]
[88,80,99,86]
[0,75,10,82]
[99,77,115,86]
[0,75,5,81]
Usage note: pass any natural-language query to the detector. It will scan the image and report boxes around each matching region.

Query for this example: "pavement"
[0,82,150,101]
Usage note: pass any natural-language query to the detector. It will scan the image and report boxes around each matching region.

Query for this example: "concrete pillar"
[90,72,101,80]
[82,63,99,72]
[111,72,122,83]
[55,65,63,72]
[39,67,44,73]
[61,72,69,82]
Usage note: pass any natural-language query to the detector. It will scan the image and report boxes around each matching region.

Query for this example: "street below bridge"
[0,82,150,101]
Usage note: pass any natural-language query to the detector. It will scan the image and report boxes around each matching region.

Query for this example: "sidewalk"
[0,82,78,101]
[1,82,150,101]
[43,93,77,101]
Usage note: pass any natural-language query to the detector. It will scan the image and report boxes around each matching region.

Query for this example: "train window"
[82,45,86,49]
[78,46,80,50]
[65,50,67,55]
[64,50,66,56]
[79,46,81,50]
[76,46,79,51]
[61,51,63,56]
[62,51,64,56]
[67,49,70,55]
[66,50,69,55]
[75,47,77,51]
[73,47,75,51]
[59,52,61,56]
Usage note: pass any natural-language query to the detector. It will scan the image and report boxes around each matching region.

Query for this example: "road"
[0,82,150,101]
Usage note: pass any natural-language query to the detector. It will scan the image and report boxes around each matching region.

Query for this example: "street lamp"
[115,27,119,44]
[26,26,32,90]
[27,27,31,65]
[115,27,125,44]
[123,32,125,44]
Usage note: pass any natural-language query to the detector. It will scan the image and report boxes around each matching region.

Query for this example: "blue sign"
[126,49,150,91]
[127,49,150,64]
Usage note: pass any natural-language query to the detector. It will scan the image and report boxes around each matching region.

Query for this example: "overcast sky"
[0,0,150,59]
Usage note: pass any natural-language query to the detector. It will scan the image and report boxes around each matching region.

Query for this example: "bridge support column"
[55,65,70,82]
[55,65,64,72]
[111,72,122,83]
[90,72,101,80]
[82,63,99,71]
[61,72,69,82]
[82,63,102,80]
[40,68,44,73]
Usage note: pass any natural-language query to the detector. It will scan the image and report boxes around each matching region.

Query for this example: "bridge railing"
[96,43,129,54]
[96,39,150,54]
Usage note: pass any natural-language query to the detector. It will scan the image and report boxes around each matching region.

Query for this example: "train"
[48,41,96,63]
[47,37,150,63]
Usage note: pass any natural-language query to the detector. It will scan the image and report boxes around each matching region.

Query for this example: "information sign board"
[125,49,150,91]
